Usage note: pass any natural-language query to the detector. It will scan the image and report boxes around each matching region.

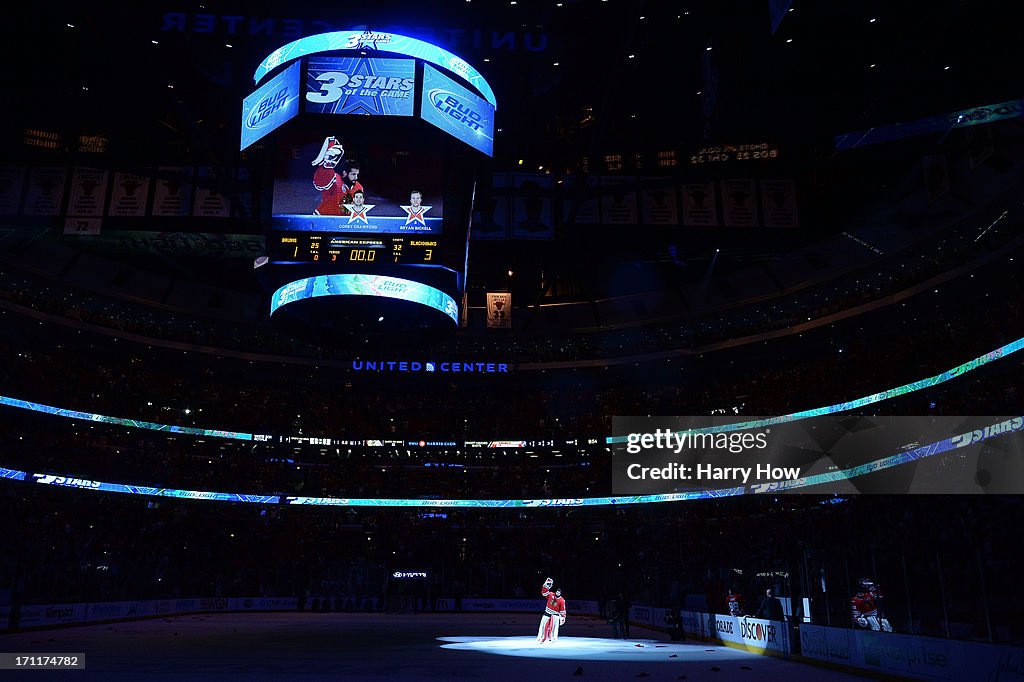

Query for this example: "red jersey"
[339,181,365,215]
[313,167,343,216]
[727,593,744,616]
[542,585,565,618]
[851,589,883,619]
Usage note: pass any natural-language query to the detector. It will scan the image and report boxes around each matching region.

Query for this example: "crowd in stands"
[0,186,1018,365]
[1,484,1019,645]
[0,178,1022,647]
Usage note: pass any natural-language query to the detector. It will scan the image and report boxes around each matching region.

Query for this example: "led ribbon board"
[3,414,1021,507]
[255,31,497,109]
[605,336,1024,444]
[0,396,253,440]
[270,273,459,324]
[241,61,302,151]
[2,336,1022,444]
[420,64,495,157]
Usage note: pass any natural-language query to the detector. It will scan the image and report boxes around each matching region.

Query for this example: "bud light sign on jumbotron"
[241,61,301,150]
[420,64,494,157]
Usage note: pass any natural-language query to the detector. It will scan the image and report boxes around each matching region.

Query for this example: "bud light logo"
[248,86,290,129]
[428,89,485,132]
[241,61,300,151]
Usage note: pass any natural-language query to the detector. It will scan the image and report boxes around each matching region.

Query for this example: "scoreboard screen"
[271,121,444,234]
[271,233,440,265]
[247,32,494,330]
[267,117,470,272]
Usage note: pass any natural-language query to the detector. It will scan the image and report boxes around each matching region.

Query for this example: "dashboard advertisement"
[305,57,415,117]
[420,64,494,157]
[241,61,301,151]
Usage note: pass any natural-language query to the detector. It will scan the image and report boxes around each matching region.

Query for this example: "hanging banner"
[640,182,679,226]
[561,174,600,225]
[193,167,231,217]
[760,179,799,227]
[109,172,151,217]
[151,167,193,217]
[682,182,717,227]
[234,167,252,218]
[511,173,553,239]
[600,177,638,225]
[471,173,509,239]
[0,166,25,215]
[67,167,109,217]
[23,166,68,216]
[722,178,758,227]
[486,292,512,328]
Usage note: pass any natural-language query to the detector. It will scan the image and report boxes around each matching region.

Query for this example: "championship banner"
[192,167,230,217]
[151,167,193,217]
[640,181,679,226]
[760,179,799,228]
[561,174,600,225]
[0,166,25,215]
[682,182,717,227]
[109,172,151,217]
[511,173,553,239]
[600,177,638,225]
[23,166,68,216]
[471,173,509,239]
[486,292,511,328]
[67,167,109,217]
[234,167,252,218]
[721,178,758,227]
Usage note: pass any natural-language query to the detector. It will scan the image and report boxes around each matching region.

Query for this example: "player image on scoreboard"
[272,124,444,235]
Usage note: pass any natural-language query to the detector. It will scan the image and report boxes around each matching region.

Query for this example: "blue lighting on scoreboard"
[255,30,497,109]
[270,273,459,324]
[420,64,495,157]
[241,61,301,151]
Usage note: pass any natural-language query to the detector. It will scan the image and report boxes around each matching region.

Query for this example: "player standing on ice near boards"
[851,578,893,632]
[537,577,567,643]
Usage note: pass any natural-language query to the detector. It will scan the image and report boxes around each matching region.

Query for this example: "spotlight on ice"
[437,636,750,662]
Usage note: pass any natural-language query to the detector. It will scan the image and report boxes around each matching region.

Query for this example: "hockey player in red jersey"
[851,578,893,632]
[537,578,567,643]
[337,162,364,216]
[311,136,345,216]
[726,587,745,617]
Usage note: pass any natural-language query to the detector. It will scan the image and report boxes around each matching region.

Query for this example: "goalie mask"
[312,136,344,168]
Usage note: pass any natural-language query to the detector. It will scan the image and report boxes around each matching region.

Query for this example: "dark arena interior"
[2,2,1024,680]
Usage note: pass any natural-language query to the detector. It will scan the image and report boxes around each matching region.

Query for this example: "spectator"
[754,587,784,622]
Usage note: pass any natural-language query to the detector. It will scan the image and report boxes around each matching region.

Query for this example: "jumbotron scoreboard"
[241,30,496,331]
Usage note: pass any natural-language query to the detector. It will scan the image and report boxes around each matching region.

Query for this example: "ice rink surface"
[0,612,880,681]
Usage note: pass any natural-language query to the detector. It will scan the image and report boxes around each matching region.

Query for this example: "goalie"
[537,577,567,643]
[851,578,893,632]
